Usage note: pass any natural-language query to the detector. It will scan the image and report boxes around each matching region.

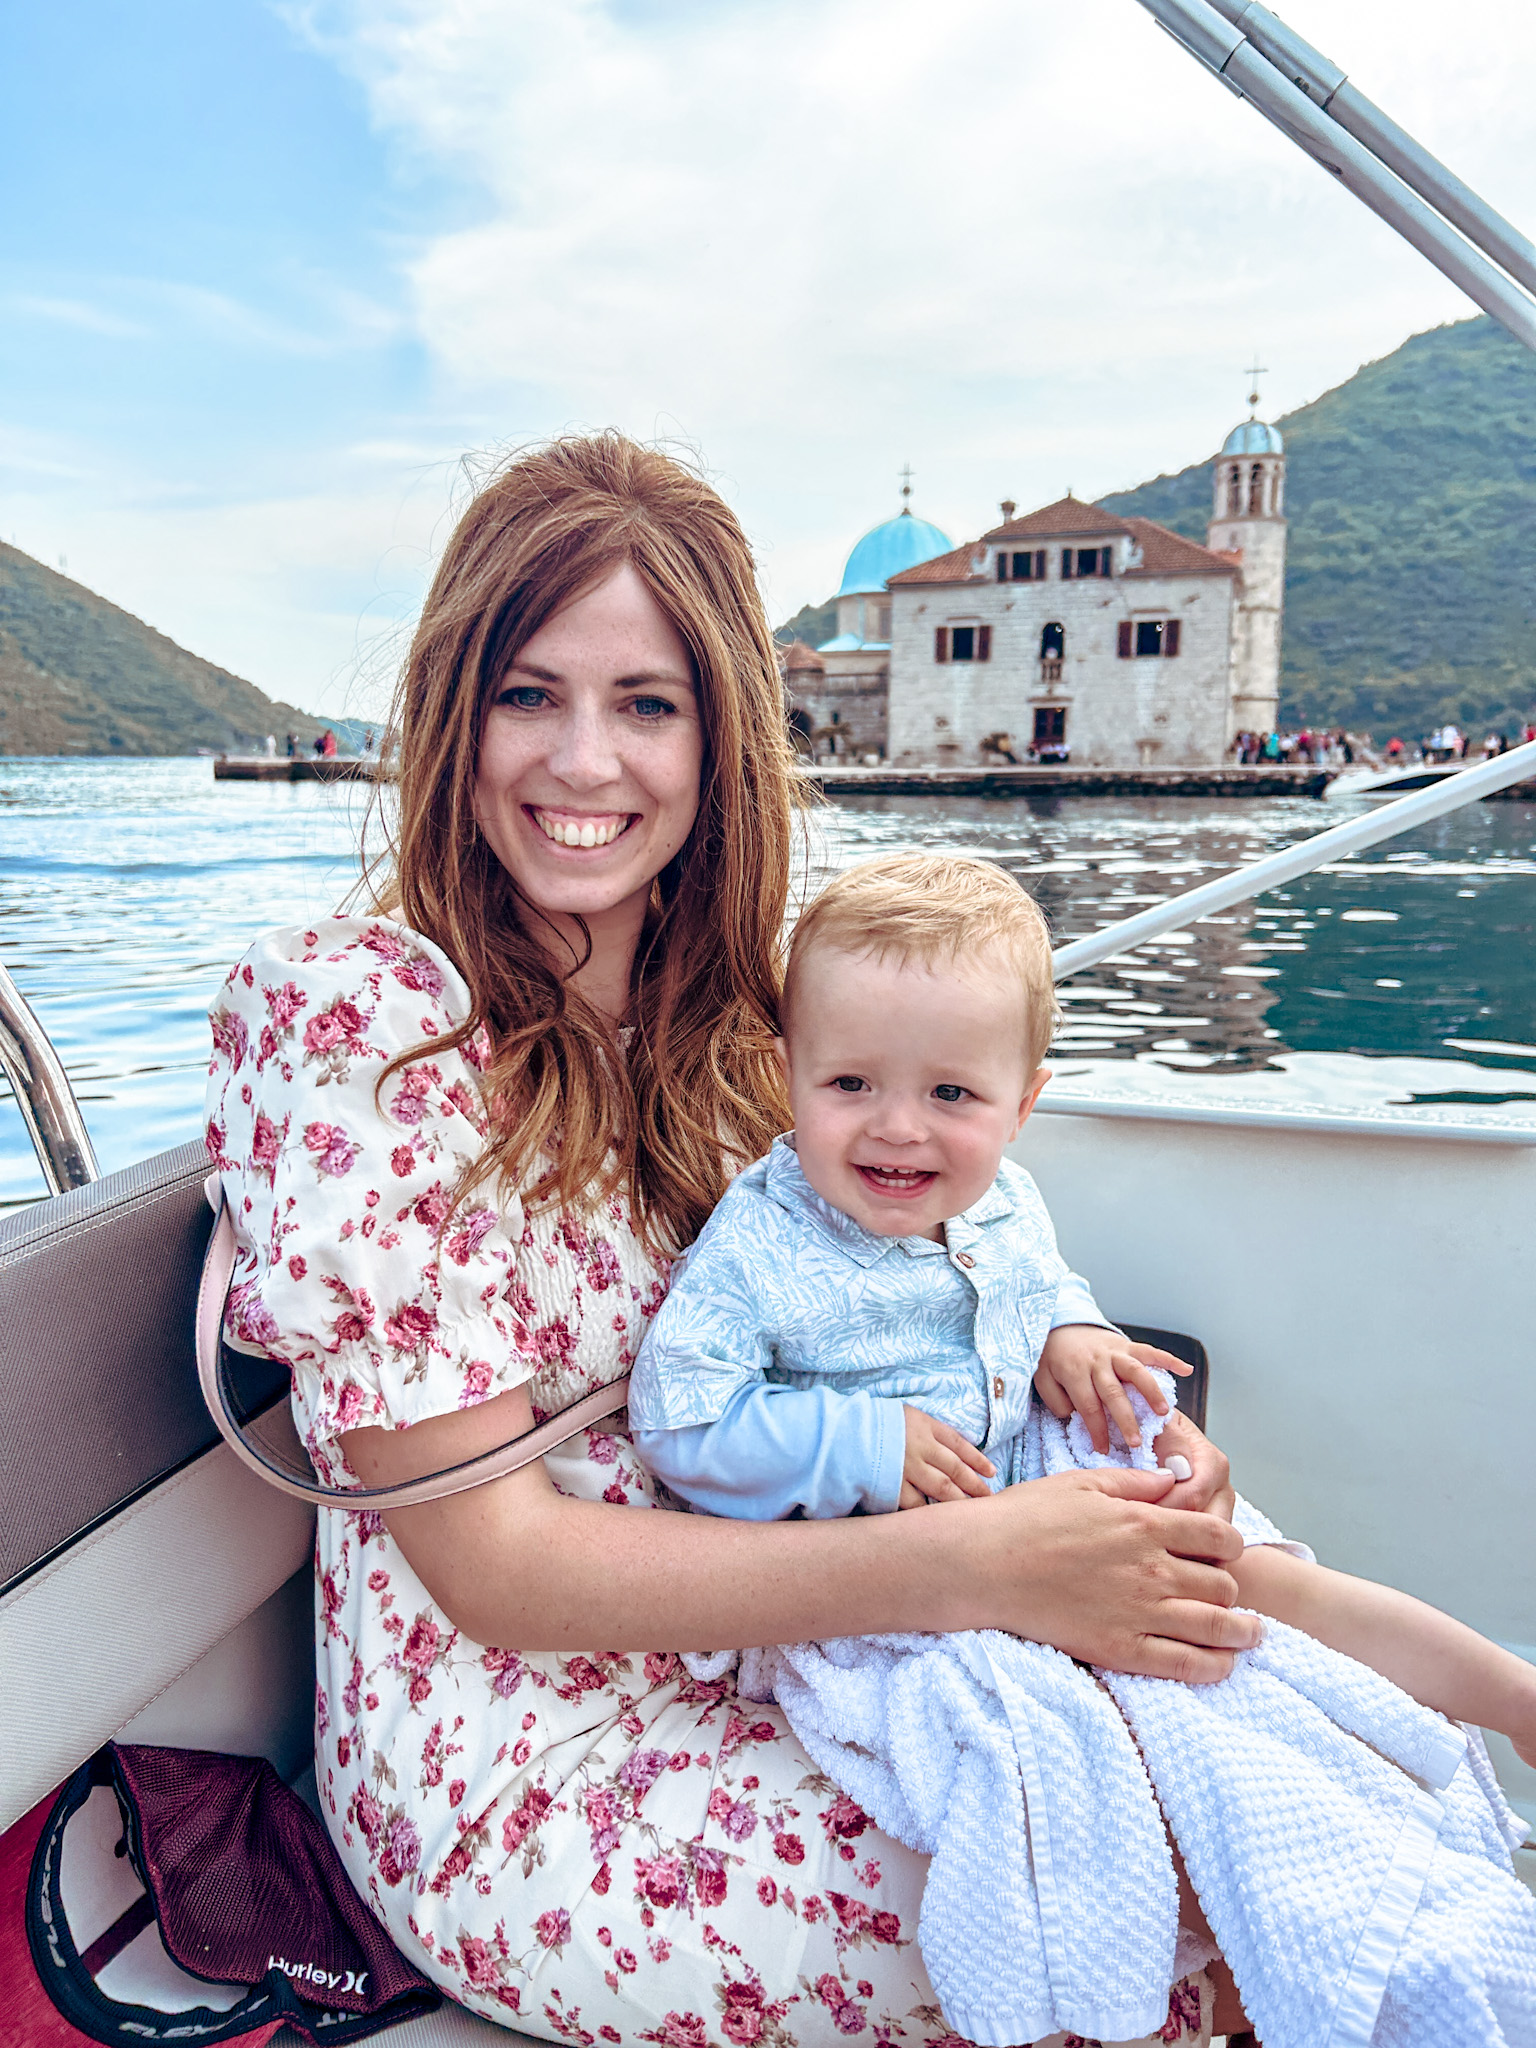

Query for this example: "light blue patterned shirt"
[629,1135,1114,1519]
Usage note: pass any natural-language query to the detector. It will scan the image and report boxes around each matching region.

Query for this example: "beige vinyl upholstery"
[0,1439,313,1832]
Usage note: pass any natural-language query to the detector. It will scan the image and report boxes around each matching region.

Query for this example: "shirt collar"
[764,1134,1020,1267]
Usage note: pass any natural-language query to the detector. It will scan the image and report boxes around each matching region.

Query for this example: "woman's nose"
[547,706,622,789]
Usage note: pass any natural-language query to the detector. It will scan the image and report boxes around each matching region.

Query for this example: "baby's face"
[777,945,1049,1241]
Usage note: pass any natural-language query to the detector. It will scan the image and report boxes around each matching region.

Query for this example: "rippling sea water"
[3,758,1534,1204]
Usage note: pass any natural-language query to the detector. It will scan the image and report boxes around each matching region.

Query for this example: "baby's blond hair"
[784,854,1059,1074]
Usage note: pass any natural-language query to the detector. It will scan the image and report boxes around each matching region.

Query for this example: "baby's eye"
[933,1083,968,1103]
[831,1075,868,1093]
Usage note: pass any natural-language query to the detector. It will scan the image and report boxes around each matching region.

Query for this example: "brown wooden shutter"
[977,624,992,662]
[1117,620,1133,659]
[1163,618,1182,656]
[935,627,949,663]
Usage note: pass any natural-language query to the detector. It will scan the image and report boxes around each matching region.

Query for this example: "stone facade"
[887,505,1242,768]
[1208,436,1287,736]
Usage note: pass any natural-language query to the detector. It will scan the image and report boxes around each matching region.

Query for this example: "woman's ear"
[772,1037,790,1083]
[1012,1065,1052,1138]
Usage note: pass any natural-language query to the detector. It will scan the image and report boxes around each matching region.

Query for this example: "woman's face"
[475,562,704,938]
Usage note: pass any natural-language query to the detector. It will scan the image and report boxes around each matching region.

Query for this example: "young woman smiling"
[205,434,1254,2045]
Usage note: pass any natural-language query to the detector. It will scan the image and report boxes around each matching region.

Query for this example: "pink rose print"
[619,1749,670,1799]
[534,1908,572,1953]
[383,1300,437,1353]
[378,1812,421,1887]
[262,979,308,1029]
[250,1113,281,1180]
[634,1852,689,1912]
[302,1121,360,1179]
[820,1791,872,1844]
[693,1847,728,1908]
[812,1972,867,2035]
[446,1208,497,1265]
[501,1785,553,1856]
[210,1007,249,1072]
[1159,1977,1206,2041]
[708,1787,759,1843]
[390,1144,415,1177]
[757,1877,777,1907]
[718,1969,793,2048]
[772,1832,806,1865]
[639,2015,709,2048]
[394,953,446,998]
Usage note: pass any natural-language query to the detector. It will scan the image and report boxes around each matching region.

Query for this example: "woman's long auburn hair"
[371,432,805,1252]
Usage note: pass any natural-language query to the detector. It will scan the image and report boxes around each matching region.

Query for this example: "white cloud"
[297,0,1536,616]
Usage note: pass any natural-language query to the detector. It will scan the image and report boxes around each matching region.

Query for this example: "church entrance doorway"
[1032,706,1069,761]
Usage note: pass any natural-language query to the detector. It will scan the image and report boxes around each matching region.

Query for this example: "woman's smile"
[526,805,637,850]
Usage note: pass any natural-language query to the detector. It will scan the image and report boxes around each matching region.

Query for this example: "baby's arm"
[634,1378,906,1520]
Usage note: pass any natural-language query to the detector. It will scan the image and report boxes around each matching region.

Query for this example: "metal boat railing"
[1052,735,1536,982]
[1135,0,1536,352]
[0,962,100,1194]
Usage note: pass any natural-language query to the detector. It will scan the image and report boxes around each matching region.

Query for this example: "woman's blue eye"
[832,1076,866,1092]
[500,685,547,710]
[630,695,675,719]
[934,1084,967,1103]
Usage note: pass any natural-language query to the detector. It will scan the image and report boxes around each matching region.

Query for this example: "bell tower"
[1208,365,1287,738]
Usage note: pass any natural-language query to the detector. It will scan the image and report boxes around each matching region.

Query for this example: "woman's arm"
[341,1388,1260,1682]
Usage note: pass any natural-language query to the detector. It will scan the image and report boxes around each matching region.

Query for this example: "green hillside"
[1103,317,1536,735]
[0,541,325,756]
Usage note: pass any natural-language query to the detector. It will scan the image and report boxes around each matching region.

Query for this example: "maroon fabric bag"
[16,1744,441,2045]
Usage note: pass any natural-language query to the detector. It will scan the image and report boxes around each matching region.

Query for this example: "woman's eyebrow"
[504,660,693,690]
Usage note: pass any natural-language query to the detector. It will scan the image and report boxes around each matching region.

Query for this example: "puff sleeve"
[204,916,536,1482]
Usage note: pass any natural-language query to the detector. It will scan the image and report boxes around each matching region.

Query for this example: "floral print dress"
[205,915,1211,2048]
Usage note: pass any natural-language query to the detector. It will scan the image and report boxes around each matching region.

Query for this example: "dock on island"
[805,763,1335,799]
[213,755,383,783]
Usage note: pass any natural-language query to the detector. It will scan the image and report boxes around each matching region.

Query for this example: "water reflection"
[2,763,1533,1204]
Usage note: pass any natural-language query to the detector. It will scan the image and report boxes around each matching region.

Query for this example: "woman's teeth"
[533,810,629,849]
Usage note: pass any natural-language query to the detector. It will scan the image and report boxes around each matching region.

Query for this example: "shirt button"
[955,1251,975,1269]
[993,1375,1005,1398]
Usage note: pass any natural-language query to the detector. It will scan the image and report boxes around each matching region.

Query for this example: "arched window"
[1227,462,1243,518]
[1040,622,1065,659]
[1248,462,1263,515]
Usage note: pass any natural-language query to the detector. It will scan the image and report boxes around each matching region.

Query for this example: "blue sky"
[4,0,1535,717]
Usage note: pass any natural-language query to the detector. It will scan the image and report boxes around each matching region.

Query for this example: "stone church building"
[790,415,1286,768]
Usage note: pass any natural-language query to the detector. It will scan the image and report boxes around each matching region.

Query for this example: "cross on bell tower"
[1244,357,1268,417]
[899,463,914,511]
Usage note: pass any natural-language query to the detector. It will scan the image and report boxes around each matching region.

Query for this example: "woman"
[206,434,1258,2046]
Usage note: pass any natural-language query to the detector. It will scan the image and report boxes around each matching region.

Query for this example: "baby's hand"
[899,1407,996,1509]
[1034,1325,1192,1456]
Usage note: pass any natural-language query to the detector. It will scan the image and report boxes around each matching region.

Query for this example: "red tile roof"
[1119,517,1236,579]
[780,638,826,672]
[887,498,1236,586]
[980,495,1128,542]
[885,542,988,588]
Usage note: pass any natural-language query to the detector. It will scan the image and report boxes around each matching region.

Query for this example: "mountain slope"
[0,542,325,756]
[1103,316,1536,734]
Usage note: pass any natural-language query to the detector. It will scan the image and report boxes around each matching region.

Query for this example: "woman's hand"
[965,1465,1257,1682]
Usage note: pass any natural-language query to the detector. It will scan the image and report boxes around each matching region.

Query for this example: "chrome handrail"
[1137,0,1536,352]
[0,962,100,1193]
[1052,738,1536,982]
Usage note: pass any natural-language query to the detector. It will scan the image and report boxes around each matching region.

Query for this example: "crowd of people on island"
[1230,727,1355,765]
[1235,719,1536,769]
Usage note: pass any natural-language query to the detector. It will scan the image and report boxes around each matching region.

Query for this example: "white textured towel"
[690,1381,1536,2047]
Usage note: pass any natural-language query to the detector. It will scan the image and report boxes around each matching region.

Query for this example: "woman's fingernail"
[1164,1454,1193,1481]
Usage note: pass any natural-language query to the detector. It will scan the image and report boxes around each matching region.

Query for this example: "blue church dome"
[836,509,953,596]
[1221,419,1284,456]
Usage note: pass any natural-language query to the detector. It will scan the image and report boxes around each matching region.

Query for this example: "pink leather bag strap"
[196,1176,631,1510]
